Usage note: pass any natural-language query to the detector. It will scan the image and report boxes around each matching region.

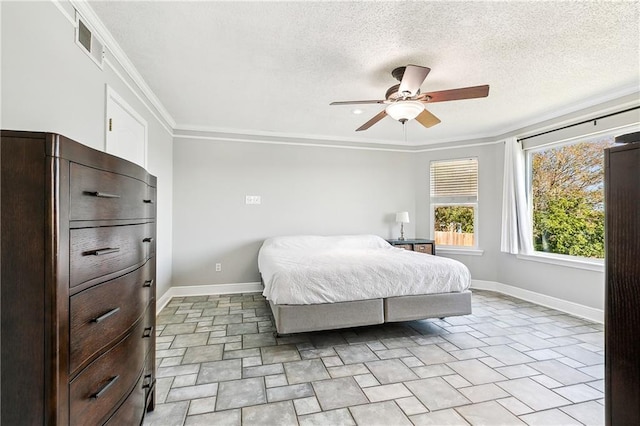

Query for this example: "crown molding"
[172,131,415,153]
[103,57,173,136]
[68,0,176,129]
[495,85,640,140]
[52,1,639,153]
[175,88,639,151]
[174,130,506,153]
[173,124,429,148]
[174,122,508,148]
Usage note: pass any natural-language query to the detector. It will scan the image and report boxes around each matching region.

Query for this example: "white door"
[105,86,147,168]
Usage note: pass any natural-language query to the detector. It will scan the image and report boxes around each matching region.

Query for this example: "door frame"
[105,85,148,168]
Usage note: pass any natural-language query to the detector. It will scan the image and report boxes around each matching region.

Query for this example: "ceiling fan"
[330,65,490,131]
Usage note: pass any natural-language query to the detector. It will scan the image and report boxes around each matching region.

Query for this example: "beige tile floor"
[143,290,604,425]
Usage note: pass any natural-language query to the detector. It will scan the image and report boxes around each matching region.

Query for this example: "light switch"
[245,195,261,205]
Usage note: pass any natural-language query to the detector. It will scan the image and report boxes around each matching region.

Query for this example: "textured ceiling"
[88,1,640,145]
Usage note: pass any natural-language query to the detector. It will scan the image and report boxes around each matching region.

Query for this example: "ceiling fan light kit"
[385,101,425,122]
[330,64,490,132]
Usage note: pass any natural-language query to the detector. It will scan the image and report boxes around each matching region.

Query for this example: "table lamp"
[396,211,410,241]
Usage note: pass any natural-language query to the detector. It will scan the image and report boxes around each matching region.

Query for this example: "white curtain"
[500,137,533,254]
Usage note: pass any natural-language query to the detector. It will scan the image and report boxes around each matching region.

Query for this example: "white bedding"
[258,235,471,305]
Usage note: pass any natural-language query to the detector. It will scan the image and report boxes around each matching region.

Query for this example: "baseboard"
[156,282,263,314]
[156,280,604,324]
[471,279,604,324]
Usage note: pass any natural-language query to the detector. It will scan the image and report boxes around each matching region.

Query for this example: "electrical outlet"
[215,263,222,272]
[245,195,261,205]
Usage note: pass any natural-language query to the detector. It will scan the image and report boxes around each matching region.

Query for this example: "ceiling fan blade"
[398,65,431,98]
[415,109,441,128]
[420,85,490,103]
[356,110,387,131]
[330,100,385,105]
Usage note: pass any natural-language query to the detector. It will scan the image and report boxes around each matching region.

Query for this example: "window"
[430,158,478,247]
[527,134,618,259]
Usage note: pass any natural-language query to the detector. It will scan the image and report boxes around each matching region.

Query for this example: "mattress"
[258,234,471,305]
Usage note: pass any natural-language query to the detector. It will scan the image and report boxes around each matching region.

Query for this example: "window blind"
[430,158,478,198]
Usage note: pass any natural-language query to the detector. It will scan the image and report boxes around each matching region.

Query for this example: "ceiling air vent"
[75,12,104,69]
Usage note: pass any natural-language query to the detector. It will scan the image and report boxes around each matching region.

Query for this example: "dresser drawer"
[70,258,155,375]
[395,244,413,250]
[70,223,155,288]
[414,244,433,254]
[70,162,155,221]
[104,371,146,426]
[145,186,157,219]
[143,302,156,358]
[69,318,146,426]
[143,350,156,408]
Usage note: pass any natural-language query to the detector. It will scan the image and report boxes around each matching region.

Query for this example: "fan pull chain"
[403,121,407,143]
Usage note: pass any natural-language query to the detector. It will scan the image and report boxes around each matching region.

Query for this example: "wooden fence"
[435,231,474,247]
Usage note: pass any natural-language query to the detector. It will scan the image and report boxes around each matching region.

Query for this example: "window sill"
[437,247,484,256]
[516,252,604,272]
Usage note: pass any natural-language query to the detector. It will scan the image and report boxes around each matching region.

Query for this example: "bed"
[258,234,472,334]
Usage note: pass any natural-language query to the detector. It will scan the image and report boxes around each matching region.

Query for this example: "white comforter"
[259,235,471,305]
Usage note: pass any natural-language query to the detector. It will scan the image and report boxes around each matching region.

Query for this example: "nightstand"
[387,239,436,255]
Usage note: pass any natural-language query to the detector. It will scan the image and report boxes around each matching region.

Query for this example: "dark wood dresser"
[387,238,436,255]
[604,133,640,426]
[1,131,156,425]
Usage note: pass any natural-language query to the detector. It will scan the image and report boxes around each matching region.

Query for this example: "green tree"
[434,206,474,233]
[531,137,613,258]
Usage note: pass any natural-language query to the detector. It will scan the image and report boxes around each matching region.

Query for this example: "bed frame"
[268,290,472,335]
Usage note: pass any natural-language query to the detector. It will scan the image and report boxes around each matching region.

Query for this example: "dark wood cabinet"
[1,131,156,425]
[605,135,640,426]
[387,238,436,255]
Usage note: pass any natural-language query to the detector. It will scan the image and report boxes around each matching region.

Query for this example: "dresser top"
[1,130,156,186]
[387,238,434,244]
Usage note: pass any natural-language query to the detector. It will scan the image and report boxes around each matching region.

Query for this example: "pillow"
[261,234,389,251]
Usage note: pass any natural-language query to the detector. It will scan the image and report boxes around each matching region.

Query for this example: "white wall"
[171,138,416,285]
[1,1,173,297]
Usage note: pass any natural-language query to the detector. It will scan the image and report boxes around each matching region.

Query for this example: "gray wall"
[415,142,504,283]
[1,1,174,297]
[171,135,605,311]
[497,254,604,309]
[415,141,605,310]
[172,138,416,285]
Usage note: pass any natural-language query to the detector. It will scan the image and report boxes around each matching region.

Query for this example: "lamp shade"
[385,101,424,122]
[396,211,410,223]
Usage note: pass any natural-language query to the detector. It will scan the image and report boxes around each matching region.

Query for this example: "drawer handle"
[142,374,153,389]
[91,375,119,400]
[143,199,154,204]
[143,279,154,288]
[85,247,120,256]
[92,307,120,323]
[143,326,154,338]
[143,237,154,243]
[85,191,121,199]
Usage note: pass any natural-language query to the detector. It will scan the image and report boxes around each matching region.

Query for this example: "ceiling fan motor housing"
[391,66,406,82]
[386,84,420,101]
[386,84,400,100]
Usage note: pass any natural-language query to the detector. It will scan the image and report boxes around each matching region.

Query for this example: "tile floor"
[144,290,605,425]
